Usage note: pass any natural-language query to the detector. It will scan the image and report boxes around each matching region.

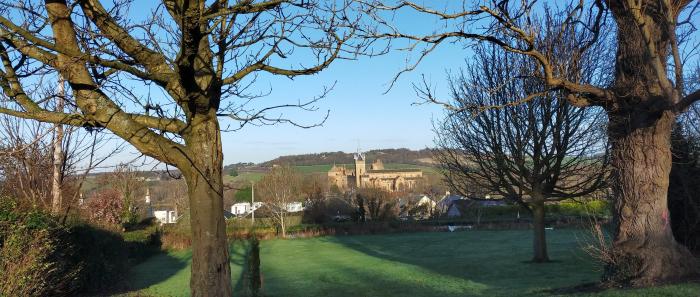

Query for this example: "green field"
[224,172,265,184]
[124,230,699,297]
[223,163,436,180]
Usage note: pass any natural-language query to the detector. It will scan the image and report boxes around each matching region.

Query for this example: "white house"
[154,210,178,224]
[231,202,263,216]
[415,195,437,209]
[285,202,304,213]
[231,202,250,215]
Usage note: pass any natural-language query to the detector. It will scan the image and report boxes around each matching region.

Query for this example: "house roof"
[398,194,435,207]
[477,200,507,207]
[437,194,464,208]
[447,199,479,215]
[223,210,235,219]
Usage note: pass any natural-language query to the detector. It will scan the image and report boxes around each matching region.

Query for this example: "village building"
[231,202,263,216]
[398,194,437,219]
[328,151,423,192]
[153,209,179,224]
[142,188,181,224]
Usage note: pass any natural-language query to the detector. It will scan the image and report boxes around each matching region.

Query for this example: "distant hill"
[258,148,436,167]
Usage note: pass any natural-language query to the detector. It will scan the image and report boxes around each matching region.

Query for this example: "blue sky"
[61,1,699,168]
[216,44,462,164]
[104,3,471,167]
[112,44,465,166]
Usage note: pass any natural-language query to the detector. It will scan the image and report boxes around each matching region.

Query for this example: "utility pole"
[251,181,255,225]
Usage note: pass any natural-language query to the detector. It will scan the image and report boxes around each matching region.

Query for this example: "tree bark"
[184,116,232,297]
[280,211,286,238]
[604,3,699,285]
[51,78,64,215]
[531,199,549,263]
[606,109,697,285]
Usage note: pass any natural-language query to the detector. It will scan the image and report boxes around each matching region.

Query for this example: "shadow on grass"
[124,251,192,292]
[121,240,253,296]
[322,230,600,296]
[119,231,700,297]
[231,240,252,294]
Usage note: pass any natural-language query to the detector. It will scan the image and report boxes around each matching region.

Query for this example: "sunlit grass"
[125,230,699,297]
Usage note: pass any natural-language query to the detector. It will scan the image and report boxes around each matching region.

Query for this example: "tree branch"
[79,0,174,85]
[204,0,289,19]
[676,88,700,112]
[128,114,187,133]
[222,31,344,85]
[367,1,613,108]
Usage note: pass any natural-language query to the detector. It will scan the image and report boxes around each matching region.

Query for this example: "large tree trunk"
[607,109,696,285]
[604,2,698,285]
[531,200,549,263]
[184,116,232,297]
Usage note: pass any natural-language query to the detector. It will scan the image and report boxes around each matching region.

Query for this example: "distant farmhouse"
[328,151,423,192]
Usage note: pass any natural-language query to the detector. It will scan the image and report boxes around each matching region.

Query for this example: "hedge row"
[0,197,160,296]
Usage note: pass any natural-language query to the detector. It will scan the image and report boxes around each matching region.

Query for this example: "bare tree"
[0,111,116,213]
[111,163,147,226]
[364,0,700,285]
[83,188,121,227]
[256,165,302,238]
[301,174,329,223]
[0,119,54,206]
[356,187,398,221]
[0,1,367,294]
[149,177,190,218]
[413,173,448,201]
[434,43,608,262]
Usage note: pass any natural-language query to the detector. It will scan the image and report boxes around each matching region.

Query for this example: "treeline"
[258,148,435,167]
[86,169,181,180]
[223,162,256,174]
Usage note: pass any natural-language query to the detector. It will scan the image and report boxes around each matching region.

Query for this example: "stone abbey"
[327,151,423,192]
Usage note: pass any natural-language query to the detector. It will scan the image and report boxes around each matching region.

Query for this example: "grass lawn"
[125,230,699,297]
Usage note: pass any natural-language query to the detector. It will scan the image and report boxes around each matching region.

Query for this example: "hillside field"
[294,163,438,174]
[223,172,265,184]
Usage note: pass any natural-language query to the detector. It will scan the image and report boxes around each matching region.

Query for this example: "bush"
[68,223,130,293]
[161,229,192,250]
[547,200,610,218]
[478,205,522,219]
[160,213,192,250]
[122,222,162,264]
[0,196,155,295]
[0,198,81,297]
[83,188,125,228]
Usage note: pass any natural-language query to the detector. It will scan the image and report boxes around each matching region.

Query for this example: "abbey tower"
[354,151,366,187]
[328,149,423,192]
